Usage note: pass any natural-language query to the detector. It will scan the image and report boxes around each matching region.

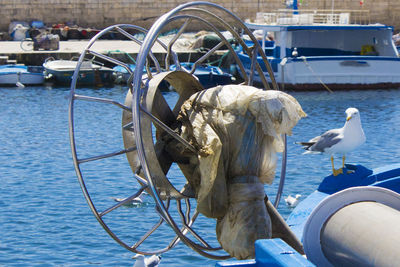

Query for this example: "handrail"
[254,9,370,25]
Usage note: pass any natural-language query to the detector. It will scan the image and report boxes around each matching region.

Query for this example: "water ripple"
[1,86,400,266]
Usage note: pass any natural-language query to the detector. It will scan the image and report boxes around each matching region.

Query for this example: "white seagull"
[112,191,147,206]
[298,107,366,176]
[285,194,302,207]
[133,254,161,267]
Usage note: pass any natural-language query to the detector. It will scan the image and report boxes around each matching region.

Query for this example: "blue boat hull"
[46,69,113,85]
[170,63,234,89]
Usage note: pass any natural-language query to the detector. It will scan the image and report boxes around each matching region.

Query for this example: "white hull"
[244,56,400,89]
[0,68,44,85]
[239,19,400,90]
[285,57,400,85]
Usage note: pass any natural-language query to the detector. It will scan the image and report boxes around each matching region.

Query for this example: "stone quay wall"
[0,0,399,33]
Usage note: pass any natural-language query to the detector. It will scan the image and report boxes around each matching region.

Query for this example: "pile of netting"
[176,84,306,259]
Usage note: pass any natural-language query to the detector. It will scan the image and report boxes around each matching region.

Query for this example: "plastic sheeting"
[177,84,305,259]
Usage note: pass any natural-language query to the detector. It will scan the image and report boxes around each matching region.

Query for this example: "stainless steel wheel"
[69,2,283,259]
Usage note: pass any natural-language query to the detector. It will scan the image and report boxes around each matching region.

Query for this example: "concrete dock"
[0,38,204,66]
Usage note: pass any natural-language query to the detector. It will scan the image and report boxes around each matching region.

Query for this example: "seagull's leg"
[343,155,354,173]
[331,156,337,175]
[331,156,343,176]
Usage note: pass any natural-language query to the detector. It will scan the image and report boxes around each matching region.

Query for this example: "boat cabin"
[248,24,398,61]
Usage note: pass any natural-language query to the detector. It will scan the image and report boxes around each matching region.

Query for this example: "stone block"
[0,0,399,32]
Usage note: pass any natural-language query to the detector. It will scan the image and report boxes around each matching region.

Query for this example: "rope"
[299,56,333,93]
[106,49,136,64]
[206,50,230,67]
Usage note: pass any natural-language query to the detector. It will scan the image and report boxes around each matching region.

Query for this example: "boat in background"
[170,62,235,89]
[113,62,235,89]
[112,64,136,84]
[238,8,400,90]
[0,65,44,86]
[43,57,114,86]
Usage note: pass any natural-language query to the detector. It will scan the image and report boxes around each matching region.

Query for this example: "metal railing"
[253,9,370,25]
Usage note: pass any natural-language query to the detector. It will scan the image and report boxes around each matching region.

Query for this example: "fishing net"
[176,84,305,259]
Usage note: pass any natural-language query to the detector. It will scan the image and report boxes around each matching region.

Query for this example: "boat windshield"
[282,27,396,57]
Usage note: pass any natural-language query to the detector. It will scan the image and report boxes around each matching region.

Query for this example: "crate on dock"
[33,33,60,51]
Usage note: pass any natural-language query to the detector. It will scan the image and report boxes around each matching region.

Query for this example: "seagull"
[285,194,301,207]
[292,47,298,57]
[16,81,25,88]
[298,107,366,176]
[112,191,147,206]
[133,254,161,267]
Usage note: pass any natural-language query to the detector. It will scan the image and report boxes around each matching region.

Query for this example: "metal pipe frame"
[69,1,287,260]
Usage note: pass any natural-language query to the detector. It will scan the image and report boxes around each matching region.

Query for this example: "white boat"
[43,58,114,85]
[0,65,44,86]
[238,10,400,90]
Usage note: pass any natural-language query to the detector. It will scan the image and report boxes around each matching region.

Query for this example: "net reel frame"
[68,1,286,260]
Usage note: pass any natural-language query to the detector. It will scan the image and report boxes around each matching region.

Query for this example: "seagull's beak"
[346,116,352,121]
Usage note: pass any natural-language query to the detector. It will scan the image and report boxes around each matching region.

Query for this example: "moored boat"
[238,10,400,90]
[0,65,44,86]
[170,62,235,89]
[112,64,136,84]
[43,58,114,86]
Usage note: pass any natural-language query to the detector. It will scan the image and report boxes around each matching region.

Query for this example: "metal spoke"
[182,7,248,81]
[176,200,212,248]
[252,42,273,90]
[140,105,197,154]
[99,186,147,217]
[78,146,136,164]
[190,41,225,74]
[133,173,148,185]
[115,26,144,44]
[177,199,188,225]
[165,18,192,70]
[189,6,274,89]
[115,26,162,73]
[248,47,258,86]
[74,94,131,112]
[122,121,134,132]
[131,218,164,249]
[184,198,191,223]
[131,199,171,249]
[168,209,221,251]
[86,50,134,74]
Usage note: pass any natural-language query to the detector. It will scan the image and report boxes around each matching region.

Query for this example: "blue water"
[1,85,400,266]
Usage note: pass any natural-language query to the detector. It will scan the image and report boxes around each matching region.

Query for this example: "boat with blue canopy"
[170,62,234,89]
[237,7,400,90]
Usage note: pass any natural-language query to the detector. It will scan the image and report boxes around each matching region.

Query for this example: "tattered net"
[176,84,305,259]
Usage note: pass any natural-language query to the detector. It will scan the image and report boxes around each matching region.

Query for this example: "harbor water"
[1,85,400,266]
